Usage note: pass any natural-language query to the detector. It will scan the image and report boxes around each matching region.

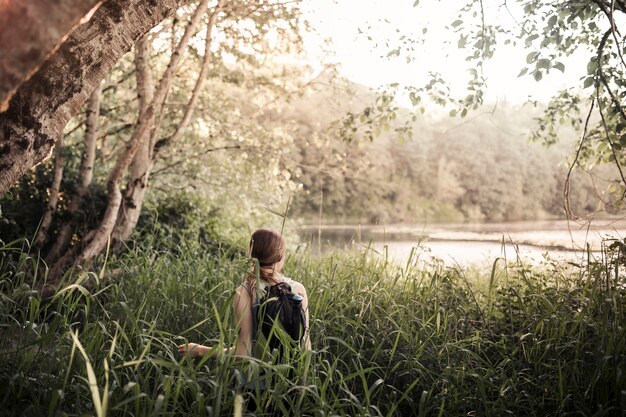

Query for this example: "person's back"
[242,274,310,358]
[178,228,311,414]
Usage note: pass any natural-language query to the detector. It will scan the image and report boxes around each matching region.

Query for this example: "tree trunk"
[32,135,64,248]
[112,36,156,242]
[0,0,191,195]
[46,82,103,264]
[72,0,210,268]
[0,0,103,112]
[113,0,224,242]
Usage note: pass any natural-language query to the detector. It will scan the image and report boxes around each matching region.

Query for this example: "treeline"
[276,81,618,223]
[1,69,618,253]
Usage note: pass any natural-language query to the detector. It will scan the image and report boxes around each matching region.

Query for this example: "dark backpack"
[250,281,306,354]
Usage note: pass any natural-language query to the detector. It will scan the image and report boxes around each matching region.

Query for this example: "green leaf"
[525,34,539,47]
[70,330,105,417]
[536,59,552,70]
[451,20,463,28]
[547,15,558,29]
[413,0,419,6]
[518,67,529,77]
[526,52,540,64]
[553,62,565,72]
[583,76,594,89]
[587,59,598,74]
[409,92,420,106]
[533,70,543,82]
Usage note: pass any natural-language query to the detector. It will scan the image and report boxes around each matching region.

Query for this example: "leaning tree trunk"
[0,0,103,112]
[46,82,103,264]
[113,0,224,242]
[111,36,157,243]
[68,0,211,270]
[32,135,64,249]
[0,0,191,195]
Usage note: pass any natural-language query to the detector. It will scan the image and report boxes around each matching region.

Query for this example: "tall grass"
[0,237,624,416]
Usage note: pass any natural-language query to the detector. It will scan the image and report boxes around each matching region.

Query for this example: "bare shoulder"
[234,284,252,302]
[287,279,307,296]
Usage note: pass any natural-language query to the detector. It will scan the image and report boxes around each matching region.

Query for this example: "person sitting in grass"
[178,228,311,359]
[178,228,311,413]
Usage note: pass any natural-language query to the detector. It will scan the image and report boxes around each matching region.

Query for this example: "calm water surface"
[298,220,626,267]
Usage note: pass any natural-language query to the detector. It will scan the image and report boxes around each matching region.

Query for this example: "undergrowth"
[0,237,624,416]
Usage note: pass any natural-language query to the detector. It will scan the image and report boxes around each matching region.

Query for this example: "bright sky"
[301,0,591,105]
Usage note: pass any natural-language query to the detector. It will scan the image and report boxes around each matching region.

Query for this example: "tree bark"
[0,0,191,195]
[113,0,224,242]
[0,0,103,112]
[46,82,103,264]
[112,36,156,242]
[32,135,64,248]
[73,0,210,267]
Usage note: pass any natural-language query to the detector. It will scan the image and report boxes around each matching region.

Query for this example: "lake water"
[298,220,626,267]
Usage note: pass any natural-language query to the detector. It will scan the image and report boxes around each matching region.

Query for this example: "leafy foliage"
[415,0,626,205]
[334,1,626,210]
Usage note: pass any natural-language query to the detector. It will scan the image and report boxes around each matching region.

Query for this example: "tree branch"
[150,144,248,177]
[564,99,595,220]
[160,0,225,148]
[597,94,626,199]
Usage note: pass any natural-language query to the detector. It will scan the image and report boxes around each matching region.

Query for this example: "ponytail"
[244,228,285,291]
[245,259,281,292]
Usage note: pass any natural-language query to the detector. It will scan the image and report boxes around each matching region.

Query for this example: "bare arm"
[177,343,234,358]
[177,285,253,359]
[294,283,312,351]
[233,285,253,357]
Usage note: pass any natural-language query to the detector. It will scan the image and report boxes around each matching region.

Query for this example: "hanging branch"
[563,99,595,220]
[596,28,626,197]
[597,29,626,120]
[597,96,626,199]
[150,144,248,177]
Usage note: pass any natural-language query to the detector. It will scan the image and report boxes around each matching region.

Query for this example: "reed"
[0,237,624,416]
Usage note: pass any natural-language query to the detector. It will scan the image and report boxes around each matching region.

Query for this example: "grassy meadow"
[0,236,625,416]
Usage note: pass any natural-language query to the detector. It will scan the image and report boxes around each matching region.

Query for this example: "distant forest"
[2,73,617,243]
[277,77,618,224]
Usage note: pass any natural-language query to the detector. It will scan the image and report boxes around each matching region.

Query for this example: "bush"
[135,191,242,256]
